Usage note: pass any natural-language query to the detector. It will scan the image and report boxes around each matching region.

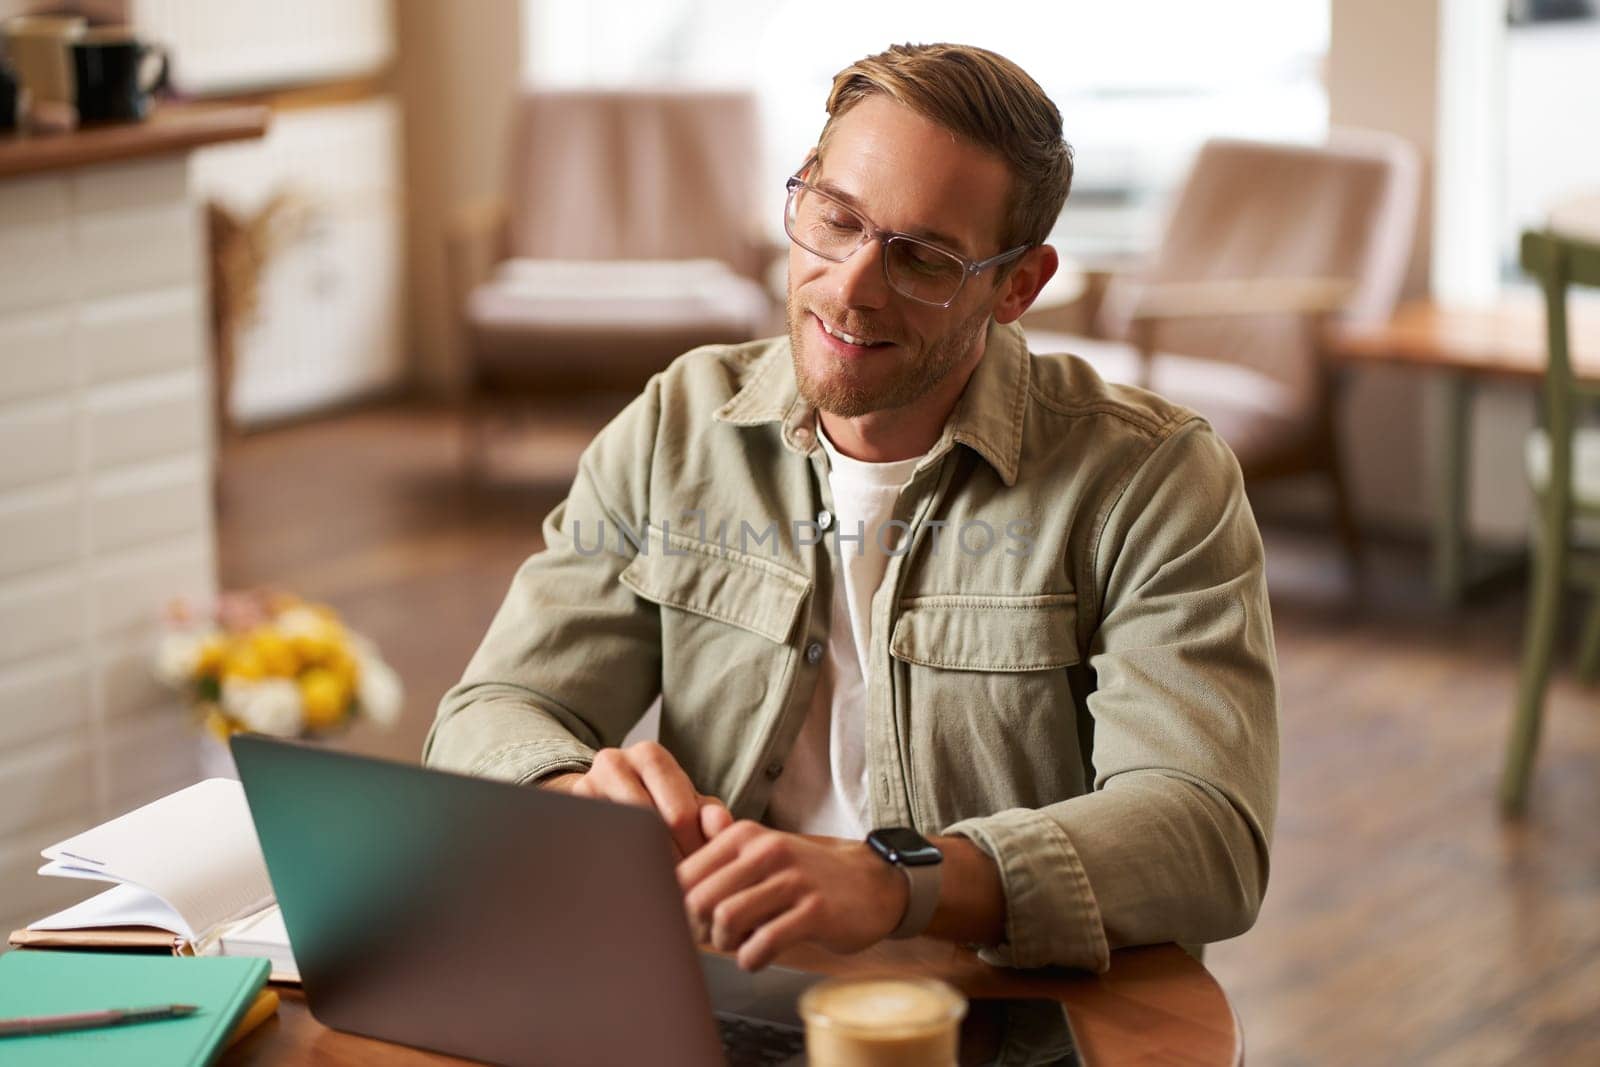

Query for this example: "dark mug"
[71,28,167,123]
[0,62,16,131]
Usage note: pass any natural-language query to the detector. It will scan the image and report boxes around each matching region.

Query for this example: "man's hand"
[541,741,734,858]
[676,821,908,972]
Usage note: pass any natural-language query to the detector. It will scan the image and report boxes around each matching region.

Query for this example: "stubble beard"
[786,291,990,419]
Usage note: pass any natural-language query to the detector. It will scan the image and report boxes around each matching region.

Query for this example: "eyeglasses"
[783,168,1031,308]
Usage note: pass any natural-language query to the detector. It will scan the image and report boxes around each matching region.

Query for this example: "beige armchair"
[1027,132,1421,568]
[449,89,779,474]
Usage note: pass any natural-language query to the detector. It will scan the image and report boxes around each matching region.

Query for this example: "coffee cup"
[71,26,167,123]
[798,976,968,1066]
[2,14,85,125]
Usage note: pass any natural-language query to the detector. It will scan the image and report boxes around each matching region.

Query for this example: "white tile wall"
[0,571,87,666]
[0,399,78,492]
[74,204,198,299]
[0,736,95,840]
[0,654,90,748]
[82,288,202,385]
[0,484,80,580]
[0,178,72,317]
[90,456,208,555]
[0,155,216,931]
[0,310,75,404]
[87,371,207,472]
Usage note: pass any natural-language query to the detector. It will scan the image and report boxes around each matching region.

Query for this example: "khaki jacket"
[424,319,1279,972]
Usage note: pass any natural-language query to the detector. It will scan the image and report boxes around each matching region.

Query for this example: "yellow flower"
[325,644,358,688]
[249,629,298,677]
[299,667,351,730]
[224,644,267,681]
[290,627,345,667]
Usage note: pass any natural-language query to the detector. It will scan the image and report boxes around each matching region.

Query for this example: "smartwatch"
[866,827,943,940]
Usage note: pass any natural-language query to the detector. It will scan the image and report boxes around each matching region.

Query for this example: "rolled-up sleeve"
[423,381,666,784]
[947,420,1279,971]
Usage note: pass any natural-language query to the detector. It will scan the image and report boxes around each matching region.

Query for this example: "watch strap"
[888,859,941,939]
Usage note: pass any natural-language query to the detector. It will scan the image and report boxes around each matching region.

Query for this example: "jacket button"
[805,642,824,664]
[816,509,833,530]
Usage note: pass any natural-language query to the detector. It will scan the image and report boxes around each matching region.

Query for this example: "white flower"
[222,677,304,737]
[354,645,403,728]
[275,606,330,638]
[154,629,213,686]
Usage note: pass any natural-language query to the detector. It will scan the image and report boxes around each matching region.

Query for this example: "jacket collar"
[713,319,1030,487]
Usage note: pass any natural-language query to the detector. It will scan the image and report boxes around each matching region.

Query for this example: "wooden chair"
[1499,229,1600,815]
[1025,132,1421,571]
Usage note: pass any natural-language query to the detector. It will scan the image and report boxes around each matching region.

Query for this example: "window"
[522,0,1329,260]
[1503,12,1600,277]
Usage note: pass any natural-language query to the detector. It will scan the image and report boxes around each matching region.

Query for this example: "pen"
[0,1003,198,1037]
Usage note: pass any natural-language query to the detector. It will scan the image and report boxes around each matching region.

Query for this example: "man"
[425,42,1278,974]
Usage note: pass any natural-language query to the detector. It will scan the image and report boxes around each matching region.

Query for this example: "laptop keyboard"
[717,1015,806,1065]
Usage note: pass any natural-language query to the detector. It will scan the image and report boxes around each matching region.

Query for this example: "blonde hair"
[818,43,1074,253]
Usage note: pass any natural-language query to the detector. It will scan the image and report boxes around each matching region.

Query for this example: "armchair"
[1026,132,1421,569]
[449,89,779,474]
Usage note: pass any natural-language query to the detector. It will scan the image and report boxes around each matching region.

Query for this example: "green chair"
[1500,229,1600,816]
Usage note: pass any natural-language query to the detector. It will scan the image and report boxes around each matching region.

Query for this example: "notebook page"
[30,881,194,939]
[37,779,273,942]
[35,859,124,884]
[216,905,300,981]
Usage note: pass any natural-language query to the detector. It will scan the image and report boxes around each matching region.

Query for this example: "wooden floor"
[217,403,1600,1067]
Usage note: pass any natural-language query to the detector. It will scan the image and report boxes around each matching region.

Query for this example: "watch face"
[868,827,943,866]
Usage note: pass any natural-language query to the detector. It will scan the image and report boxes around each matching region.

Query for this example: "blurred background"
[1,1,1598,1062]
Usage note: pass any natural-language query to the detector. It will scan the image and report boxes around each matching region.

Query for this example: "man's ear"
[991,245,1060,325]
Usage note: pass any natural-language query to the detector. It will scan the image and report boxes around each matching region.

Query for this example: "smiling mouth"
[815,314,892,349]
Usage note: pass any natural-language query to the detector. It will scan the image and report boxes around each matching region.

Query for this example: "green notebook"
[0,950,270,1066]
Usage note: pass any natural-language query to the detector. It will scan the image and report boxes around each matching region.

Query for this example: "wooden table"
[220,941,1241,1066]
[1327,296,1600,603]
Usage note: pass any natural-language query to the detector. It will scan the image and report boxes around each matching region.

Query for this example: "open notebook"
[8,779,300,983]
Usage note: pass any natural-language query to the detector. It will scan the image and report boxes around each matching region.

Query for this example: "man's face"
[786,95,1017,419]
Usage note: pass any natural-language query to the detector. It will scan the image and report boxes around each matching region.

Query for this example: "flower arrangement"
[155,591,402,739]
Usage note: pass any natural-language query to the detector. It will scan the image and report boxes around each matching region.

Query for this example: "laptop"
[231,735,1084,1066]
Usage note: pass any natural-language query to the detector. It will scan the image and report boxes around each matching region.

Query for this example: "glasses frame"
[783,165,1032,309]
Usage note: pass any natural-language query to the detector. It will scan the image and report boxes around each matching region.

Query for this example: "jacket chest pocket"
[888,593,1084,825]
[890,593,1079,672]
[619,530,810,645]
[618,529,812,791]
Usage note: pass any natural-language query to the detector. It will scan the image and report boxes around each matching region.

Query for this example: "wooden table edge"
[224,941,1241,1066]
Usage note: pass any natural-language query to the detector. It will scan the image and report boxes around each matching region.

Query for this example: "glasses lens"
[884,238,966,305]
[788,185,867,261]
[784,181,967,306]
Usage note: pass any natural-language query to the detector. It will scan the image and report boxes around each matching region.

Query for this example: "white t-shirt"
[765,423,921,838]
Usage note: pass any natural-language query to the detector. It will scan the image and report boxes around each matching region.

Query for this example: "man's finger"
[584,750,654,810]
[683,832,789,927]
[699,798,734,841]
[736,894,822,972]
[709,872,801,954]
[628,745,707,857]
[677,819,762,892]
